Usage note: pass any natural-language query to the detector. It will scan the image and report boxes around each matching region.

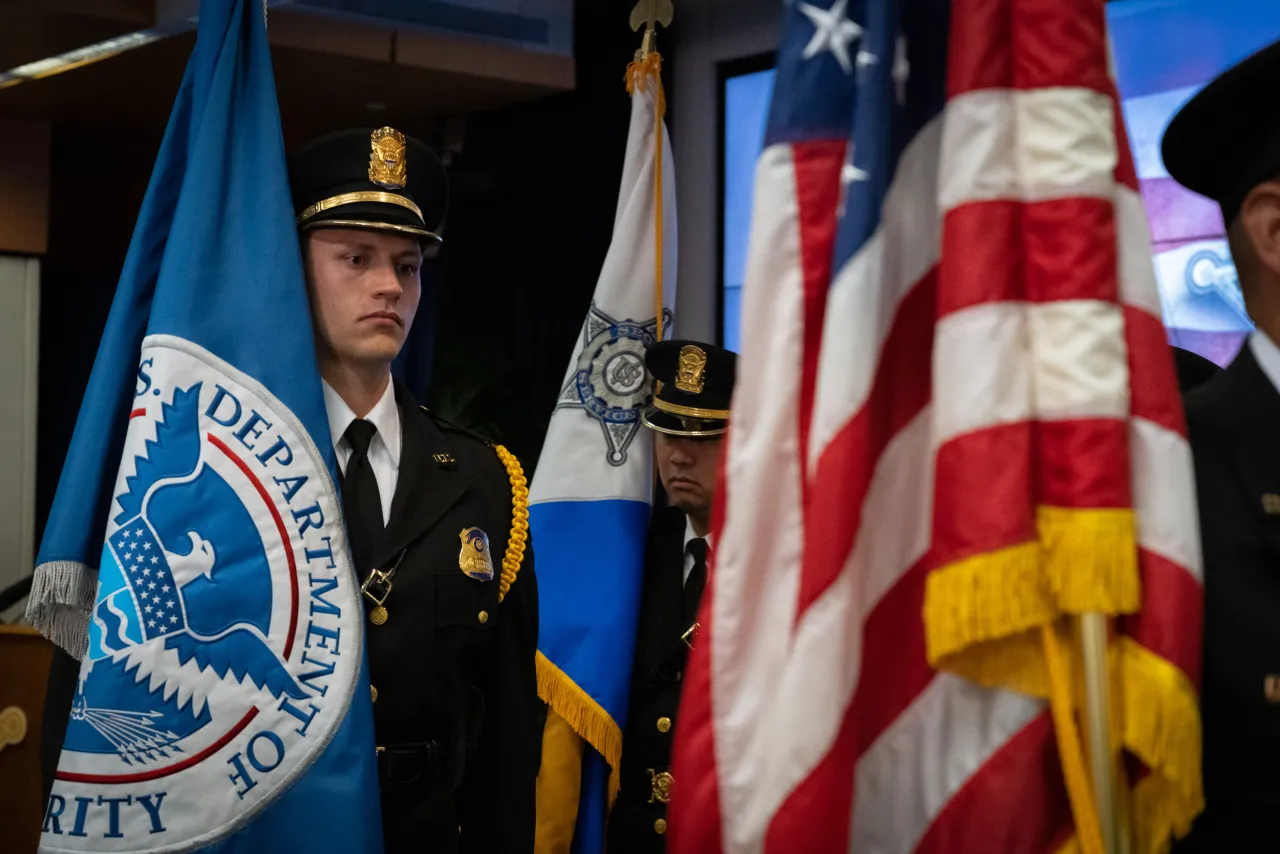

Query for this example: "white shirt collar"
[1250,331,1280,396]
[683,516,713,553]
[322,378,402,468]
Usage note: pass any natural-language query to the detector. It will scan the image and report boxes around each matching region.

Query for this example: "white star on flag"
[837,150,869,218]
[150,556,159,564]
[798,0,862,75]
[148,619,156,628]
[171,615,179,624]
[143,542,152,551]
[842,160,869,184]
[893,34,910,105]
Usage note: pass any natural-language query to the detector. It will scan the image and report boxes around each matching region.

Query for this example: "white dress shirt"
[1250,330,1280,394]
[681,516,713,586]
[322,378,402,526]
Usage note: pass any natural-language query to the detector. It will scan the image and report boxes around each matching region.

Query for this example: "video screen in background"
[720,0,1280,365]
[1111,0,1280,366]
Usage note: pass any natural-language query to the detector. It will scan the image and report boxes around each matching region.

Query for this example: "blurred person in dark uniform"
[1163,38,1280,851]
[606,339,736,852]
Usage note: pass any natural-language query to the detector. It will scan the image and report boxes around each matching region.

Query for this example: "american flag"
[669,0,1204,852]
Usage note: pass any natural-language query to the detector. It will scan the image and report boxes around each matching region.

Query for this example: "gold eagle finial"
[630,0,674,59]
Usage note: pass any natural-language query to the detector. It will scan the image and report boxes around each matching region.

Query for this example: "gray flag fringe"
[26,560,96,659]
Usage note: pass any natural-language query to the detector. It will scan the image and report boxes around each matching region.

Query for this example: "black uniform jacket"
[608,506,695,853]
[41,383,540,854]
[1180,341,1280,850]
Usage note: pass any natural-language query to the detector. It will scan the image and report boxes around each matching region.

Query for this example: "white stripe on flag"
[808,118,944,474]
[1131,417,1203,579]
[715,143,808,854]
[851,675,1045,853]
[938,87,1118,211]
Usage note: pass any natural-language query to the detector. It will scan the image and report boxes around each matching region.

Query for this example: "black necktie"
[342,419,383,573]
[684,537,708,625]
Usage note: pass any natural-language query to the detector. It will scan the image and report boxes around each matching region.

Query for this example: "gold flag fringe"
[536,651,624,804]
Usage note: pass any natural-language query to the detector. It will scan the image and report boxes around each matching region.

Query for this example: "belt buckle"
[647,768,674,804]
[681,621,700,650]
[361,568,393,607]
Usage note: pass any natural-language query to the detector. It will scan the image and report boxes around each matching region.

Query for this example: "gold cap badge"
[369,127,408,190]
[675,345,707,393]
[459,528,495,582]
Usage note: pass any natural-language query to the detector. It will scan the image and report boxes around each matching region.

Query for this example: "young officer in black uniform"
[1162,38,1280,852]
[288,128,539,853]
[606,339,736,852]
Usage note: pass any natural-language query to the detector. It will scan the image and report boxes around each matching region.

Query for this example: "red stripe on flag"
[912,711,1073,854]
[1023,198,1117,303]
[1037,419,1132,509]
[1126,307,1188,438]
[763,558,937,853]
[933,419,1132,566]
[764,698,858,854]
[932,422,1035,565]
[1120,549,1204,686]
[949,0,1112,97]
[1011,0,1111,94]
[794,140,849,484]
[939,197,1119,317]
[939,201,1022,315]
[855,559,936,757]
[947,0,1012,95]
[800,271,937,618]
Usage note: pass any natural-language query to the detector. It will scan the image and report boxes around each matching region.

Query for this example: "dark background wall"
[34,0,674,543]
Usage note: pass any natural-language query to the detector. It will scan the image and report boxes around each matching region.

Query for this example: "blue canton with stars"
[767,0,949,271]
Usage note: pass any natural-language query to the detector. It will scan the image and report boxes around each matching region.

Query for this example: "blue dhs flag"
[26,1,382,850]
[530,55,676,853]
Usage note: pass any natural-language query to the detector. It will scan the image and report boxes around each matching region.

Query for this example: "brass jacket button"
[654,818,667,834]
[371,685,378,703]
[478,610,489,624]
[656,716,671,733]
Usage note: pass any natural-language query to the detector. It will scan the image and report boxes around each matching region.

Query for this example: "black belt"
[376,740,444,787]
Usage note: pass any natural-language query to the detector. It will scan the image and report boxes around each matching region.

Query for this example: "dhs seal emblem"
[43,336,359,853]
[555,300,671,465]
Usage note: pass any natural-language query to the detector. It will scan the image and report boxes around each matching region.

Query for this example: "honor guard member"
[606,339,736,852]
[288,128,539,853]
[1163,38,1280,852]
